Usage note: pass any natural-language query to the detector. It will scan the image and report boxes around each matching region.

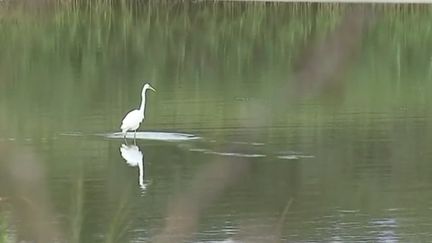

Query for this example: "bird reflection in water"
[119,143,147,190]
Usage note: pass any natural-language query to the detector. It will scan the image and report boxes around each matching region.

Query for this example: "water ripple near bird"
[104,131,201,141]
[62,132,314,160]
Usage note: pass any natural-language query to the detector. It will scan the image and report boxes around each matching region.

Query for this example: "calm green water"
[1,2,432,242]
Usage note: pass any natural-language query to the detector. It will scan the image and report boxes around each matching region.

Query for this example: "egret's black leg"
[124,132,128,145]
[133,130,137,145]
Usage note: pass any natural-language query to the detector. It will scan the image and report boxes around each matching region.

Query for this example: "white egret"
[120,144,146,190]
[121,83,156,139]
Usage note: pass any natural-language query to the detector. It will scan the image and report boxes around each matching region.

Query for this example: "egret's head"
[142,83,156,95]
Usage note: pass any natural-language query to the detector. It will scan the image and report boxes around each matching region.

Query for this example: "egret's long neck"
[139,92,146,114]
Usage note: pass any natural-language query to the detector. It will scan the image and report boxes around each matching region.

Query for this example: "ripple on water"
[277,155,315,160]
[104,131,201,141]
[188,147,314,160]
[188,148,266,158]
[204,151,266,158]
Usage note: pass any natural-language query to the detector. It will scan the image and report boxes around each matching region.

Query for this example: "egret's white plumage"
[121,83,155,138]
[120,144,142,167]
[120,144,146,190]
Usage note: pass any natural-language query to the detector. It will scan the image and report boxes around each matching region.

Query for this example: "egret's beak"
[149,86,156,92]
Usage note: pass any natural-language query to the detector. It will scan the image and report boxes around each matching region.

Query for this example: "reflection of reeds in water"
[105,186,134,243]
[0,215,8,243]
[0,146,61,242]
[69,165,84,243]
[153,154,251,243]
[65,141,136,243]
[62,144,136,243]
